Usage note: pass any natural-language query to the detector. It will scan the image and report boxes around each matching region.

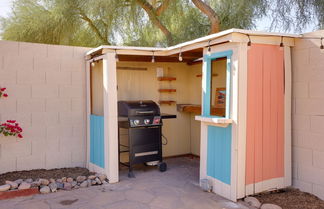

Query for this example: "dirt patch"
[0,167,94,185]
[254,188,324,209]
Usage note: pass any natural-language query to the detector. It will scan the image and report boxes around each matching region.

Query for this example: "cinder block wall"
[0,41,89,173]
[292,30,324,200]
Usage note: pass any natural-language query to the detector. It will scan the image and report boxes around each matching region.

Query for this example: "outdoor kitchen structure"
[85,29,297,201]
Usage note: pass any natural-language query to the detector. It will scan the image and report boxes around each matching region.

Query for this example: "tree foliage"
[1,0,323,47]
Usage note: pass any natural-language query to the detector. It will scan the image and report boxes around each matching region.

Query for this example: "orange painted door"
[246,44,285,190]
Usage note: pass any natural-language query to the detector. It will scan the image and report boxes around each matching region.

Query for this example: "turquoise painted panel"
[90,114,105,168]
[202,50,233,118]
[207,125,232,185]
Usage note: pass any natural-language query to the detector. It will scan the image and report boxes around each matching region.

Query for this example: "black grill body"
[118,100,166,177]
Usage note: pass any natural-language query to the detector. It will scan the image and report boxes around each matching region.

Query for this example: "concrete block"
[45,151,72,169]
[292,163,298,179]
[17,153,46,170]
[292,147,313,165]
[0,40,19,57]
[1,112,32,128]
[292,48,309,65]
[313,184,324,200]
[3,55,33,72]
[311,116,324,134]
[298,165,324,186]
[32,112,59,126]
[59,112,84,125]
[73,46,90,59]
[72,125,86,138]
[295,98,324,115]
[71,98,85,113]
[17,71,45,85]
[313,150,324,169]
[292,82,308,98]
[59,85,84,98]
[72,71,85,85]
[45,98,71,112]
[34,57,60,71]
[0,98,17,113]
[31,139,59,154]
[17,98,45,113]
[2,140,31,158]
[19,42,47,58]
[292,178,313,194]
[46,71,71,85]
[292,115,310,131]
[0,156,16,173]
[310,82,324,98]
[47,44,74,58]
[0,70,16,85]
[292,68,310,82]
[47,125,73,139]
[71,150,86,166]
[4,84,31,98]
[32,85,58,98]
[61,58,85,72]
[309,47,324,64]
[22,125,46,140]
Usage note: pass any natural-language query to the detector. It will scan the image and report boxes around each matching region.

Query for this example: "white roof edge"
[86,28,302,56]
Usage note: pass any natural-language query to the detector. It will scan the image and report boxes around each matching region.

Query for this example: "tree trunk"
[135,0,173,45]
[192,0,220,34]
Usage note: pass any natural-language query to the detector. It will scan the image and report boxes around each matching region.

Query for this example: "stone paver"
[0,158,251,209]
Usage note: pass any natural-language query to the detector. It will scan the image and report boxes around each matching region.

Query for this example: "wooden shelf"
[196,73,218,78]
[158,89,176,93]
[177,104,225,116]
[157,77,176,81]
[159,100,176,105]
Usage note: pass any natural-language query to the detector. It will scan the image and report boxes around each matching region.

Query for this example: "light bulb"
[247,41,251,50]
[91,62,95,67]
[207,47,211,56]
[179,53,183,61]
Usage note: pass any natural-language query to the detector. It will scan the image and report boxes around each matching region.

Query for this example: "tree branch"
[135,0,173,45]
[156,0,170,16]
[191,0,220,34]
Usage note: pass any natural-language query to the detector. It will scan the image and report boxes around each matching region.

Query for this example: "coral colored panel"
[246,44,284,185]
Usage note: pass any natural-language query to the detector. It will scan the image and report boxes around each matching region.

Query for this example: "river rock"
[88,175,96,180]
[18,182,31,190]
[14,179,23,185]
[0,184,10,192]
[87,179,92,186]
[56,182,64,190]
[62,177,67,182]
[261,203,282,209]
[80,181,88,188]
[97,174,107,182]
[76,176,86,183]
[71,181,77,187]
[102,180,108,184]
[67,177,73,183]
[244,196,261,208]
[91,180,97,185]
[63,182,72,190]
[49,182,57,192]
[31,180,41,187]
[74,185,80,189]
[95,178,102,185]
[40,179,49,186]
[56,179,63,183]
[25,178,33,183]
[5,181,18,189]
[40,186,50,194]
[49,178,56,184]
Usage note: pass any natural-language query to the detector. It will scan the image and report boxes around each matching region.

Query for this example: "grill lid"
[118,100,160,117]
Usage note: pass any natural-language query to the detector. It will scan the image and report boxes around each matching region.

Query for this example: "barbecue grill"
[118,100,175,177]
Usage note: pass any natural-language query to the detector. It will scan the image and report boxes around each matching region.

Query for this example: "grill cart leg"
[158,162,167,172]
[128,168,135,178]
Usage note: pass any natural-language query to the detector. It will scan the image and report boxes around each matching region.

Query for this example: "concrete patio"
[0,157,250,209]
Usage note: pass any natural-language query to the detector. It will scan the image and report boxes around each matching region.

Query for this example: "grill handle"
[135,110,154,115]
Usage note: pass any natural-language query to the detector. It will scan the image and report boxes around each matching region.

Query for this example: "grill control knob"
[144,119,150,125]
[133,120,140,126]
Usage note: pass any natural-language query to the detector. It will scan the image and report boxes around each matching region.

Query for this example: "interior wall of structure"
[91,61,104,116]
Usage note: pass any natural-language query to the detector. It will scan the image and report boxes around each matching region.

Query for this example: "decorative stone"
[56,179,63,183]
[49,182,58,192]
[40,179,49,186]
[102,180,108,184]
[97,174,107,182]
[63,182,72,190]
[25,178,33,183]
[49,178,56,183]
[76,176,86,183]
[71,181,77,187]
[40,186,50,194]
[88,175,96,180]
[31,180,41,188]
[261,203,282,209]
[56,182,64,190]
[18,182,31,190]
[0,184,10,192]
[14,179,23,185]
[87,179,92,186]
[67,177,73,183]
[62,177,67,182]
[91,180,96,185]
[74,185,80,189]
[80,181,88,188]
[95,178,102,185]
[244,196,261,208]
[5,181,18,190]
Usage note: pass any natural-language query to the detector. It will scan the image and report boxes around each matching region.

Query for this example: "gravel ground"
[0,167,94,185]
[254,187,324,209]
